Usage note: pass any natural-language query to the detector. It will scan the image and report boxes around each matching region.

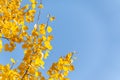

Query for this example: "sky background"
[0,0,120,80]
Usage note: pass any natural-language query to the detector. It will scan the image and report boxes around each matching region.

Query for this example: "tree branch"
[21,60,32,80]
[0,37,9,41]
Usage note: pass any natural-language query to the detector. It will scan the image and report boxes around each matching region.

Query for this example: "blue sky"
[47,0,120,80]
[0,0,120,80]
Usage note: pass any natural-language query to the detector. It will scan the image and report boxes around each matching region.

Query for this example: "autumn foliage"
[0,0,75,80]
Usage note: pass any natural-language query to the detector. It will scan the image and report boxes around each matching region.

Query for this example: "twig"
[10,63,14,69]
[37,0,43,24]
[45,14,50,30]
[37,9,41,24]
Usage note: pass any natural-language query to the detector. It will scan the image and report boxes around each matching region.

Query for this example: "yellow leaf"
[49,17,55,22]
[35,72,39,77]
[22,43,28,49]
[4,44,9,51]
[35,57,44,68]
[47,35,53,41]
[38,4,44,9]
[38,38,42,43]
[39,24,45,29]
[32,30,38,36]
[63,71,68,76]
[39,24,46,35]
[30,0,35,3]
[32,4,36,9]
[48,45,53,50]
[40,30,46,35]
[64,78,70,80]
[47,26,52,33]
[66,53,73,60]
[63,66,69,71]
[0,33,2,37]
[69,65,74,71]
[10,58,16,64]
[42,36,46,41]
[22,25,28,31]
[48,78,54,80]
[0,40,2,52]
[25,4,29,9]
[44,51,49,59]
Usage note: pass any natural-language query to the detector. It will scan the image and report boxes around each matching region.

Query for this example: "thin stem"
[45,14,50,30]
[10,63,14,69]
[37,9,41,24]
[23,4,32,15]
[37,0,43,24]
